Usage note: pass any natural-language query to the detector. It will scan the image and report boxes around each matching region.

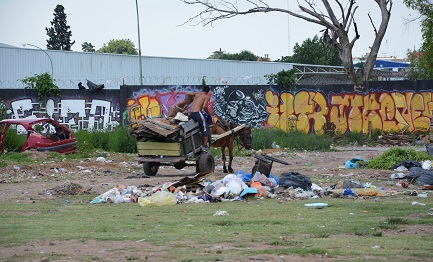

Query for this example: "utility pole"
[135,0,143,85]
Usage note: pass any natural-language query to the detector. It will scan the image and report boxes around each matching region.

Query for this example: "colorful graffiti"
[126,86,217,122]
[2,81,433,134]
[265,90,433,134]
[4,97,120,131]
[125,86,267,128]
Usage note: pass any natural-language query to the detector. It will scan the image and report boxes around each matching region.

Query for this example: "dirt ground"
[1,144,432,261]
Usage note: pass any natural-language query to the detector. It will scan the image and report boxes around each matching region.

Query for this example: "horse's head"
[238,126,252,150]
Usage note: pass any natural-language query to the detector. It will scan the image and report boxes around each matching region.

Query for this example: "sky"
[0,0,423,61]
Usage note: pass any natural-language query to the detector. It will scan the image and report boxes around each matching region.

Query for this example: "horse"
[210,118,252,173]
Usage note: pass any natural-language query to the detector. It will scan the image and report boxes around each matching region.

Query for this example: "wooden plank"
[137,141,180,150]
[138,148,180,156]
[149,119,178,130]
[211,124,246,142]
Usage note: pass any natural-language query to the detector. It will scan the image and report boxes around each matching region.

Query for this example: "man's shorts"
[190,111,209,136]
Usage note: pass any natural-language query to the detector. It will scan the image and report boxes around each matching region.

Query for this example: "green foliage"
[46,4,75,50]
[265,69,297,87]
[252,128,332,151]
[0,152,35,166]
[208,49,258,61]
[364,147,433,169]
[81,42,95,52]
[97,39,138,55]
[73,127,136,154]
[336,131,367,145]
[275,35,342,66]
[22,72,60,106]
[2,128,27,152]
[405,0,433,80]
[0,99,6,121]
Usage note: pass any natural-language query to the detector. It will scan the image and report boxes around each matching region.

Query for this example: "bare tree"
[181,0,393,83]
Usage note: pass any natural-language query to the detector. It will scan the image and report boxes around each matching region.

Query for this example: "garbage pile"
[389,159,433,189]
[87,152,433,207]
[88,171,393,207]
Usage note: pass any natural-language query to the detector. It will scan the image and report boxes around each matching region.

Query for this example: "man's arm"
[202,96,210,115]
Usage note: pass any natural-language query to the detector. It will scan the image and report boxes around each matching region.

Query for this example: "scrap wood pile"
[377,133,414,145]
[130,118,181,141]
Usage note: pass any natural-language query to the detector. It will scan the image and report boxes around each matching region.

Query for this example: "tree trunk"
[338,33,357,83]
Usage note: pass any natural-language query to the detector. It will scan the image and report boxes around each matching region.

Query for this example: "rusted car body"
[0,118,77,154]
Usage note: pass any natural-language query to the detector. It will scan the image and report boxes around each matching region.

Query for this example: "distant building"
[1,43,297,89]
[354,56,410,80]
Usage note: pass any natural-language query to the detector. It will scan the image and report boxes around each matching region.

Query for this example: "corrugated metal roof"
[0,45,295,89]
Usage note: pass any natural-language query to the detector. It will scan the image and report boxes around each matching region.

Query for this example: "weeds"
[73,126,136,154]
[251,128,332,151]
[364,147,433,169]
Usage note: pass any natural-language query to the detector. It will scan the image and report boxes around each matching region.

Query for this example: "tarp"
[406,167,433,185]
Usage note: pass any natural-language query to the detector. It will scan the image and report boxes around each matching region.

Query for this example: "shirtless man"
[189,85,211,149]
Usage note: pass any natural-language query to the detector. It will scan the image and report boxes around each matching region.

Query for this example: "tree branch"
[368,12,378,36]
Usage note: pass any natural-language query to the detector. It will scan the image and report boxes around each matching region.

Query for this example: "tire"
[197,153,215,174]
[173,161,186,170]
[143,162,159,176]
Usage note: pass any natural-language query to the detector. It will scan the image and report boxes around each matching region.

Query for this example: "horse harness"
[215,119,245,150]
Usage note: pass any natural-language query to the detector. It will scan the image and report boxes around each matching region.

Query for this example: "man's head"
[202,85,210,93]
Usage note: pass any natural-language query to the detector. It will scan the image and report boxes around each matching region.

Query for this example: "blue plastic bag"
[345,158,364,169]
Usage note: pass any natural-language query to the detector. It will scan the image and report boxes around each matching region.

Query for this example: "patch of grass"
[1,197,433,261]
[212,220,234,226]
[0,152,37,165]
[386,217,409,225]
[73,127,136,154]
[252,128,331,151]
[2,128,27,153]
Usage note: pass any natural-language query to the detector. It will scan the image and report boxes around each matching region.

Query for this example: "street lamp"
[135,0,143,85]
[24,44,54,77]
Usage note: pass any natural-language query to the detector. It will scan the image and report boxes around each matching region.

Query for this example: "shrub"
[364,147,433,169]
[73,127,136,154]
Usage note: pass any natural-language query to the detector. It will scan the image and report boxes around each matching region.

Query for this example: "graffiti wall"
[1,80,433,134]
[1,90,121,131]
[122,81,433,134]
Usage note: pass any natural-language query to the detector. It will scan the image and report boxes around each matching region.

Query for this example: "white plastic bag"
[422,160,432,170]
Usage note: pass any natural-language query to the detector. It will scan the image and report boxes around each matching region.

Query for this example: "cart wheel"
[197,153,215,174]
[143,162,159,176]
[174,161,186,170]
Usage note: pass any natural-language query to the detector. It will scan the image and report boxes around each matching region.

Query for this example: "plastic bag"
[422,160,432,170]
[251,181,267,197]
[138,191,177,207]
[279,172,312,190]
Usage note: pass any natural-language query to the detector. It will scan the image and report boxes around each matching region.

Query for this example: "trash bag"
[278,172,312,190]
[427,143,433,156]
[406,167,433,186]
[345,158,364,169]
[138,191,177,207]
[389,160,421,170]
[251,181,266,197]
[87,79,105,92]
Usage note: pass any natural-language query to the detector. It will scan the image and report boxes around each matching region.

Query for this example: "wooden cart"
[131,118,213,176]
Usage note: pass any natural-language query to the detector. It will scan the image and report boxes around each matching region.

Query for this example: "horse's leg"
[221,146,228,173]
[227,143,234,173]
